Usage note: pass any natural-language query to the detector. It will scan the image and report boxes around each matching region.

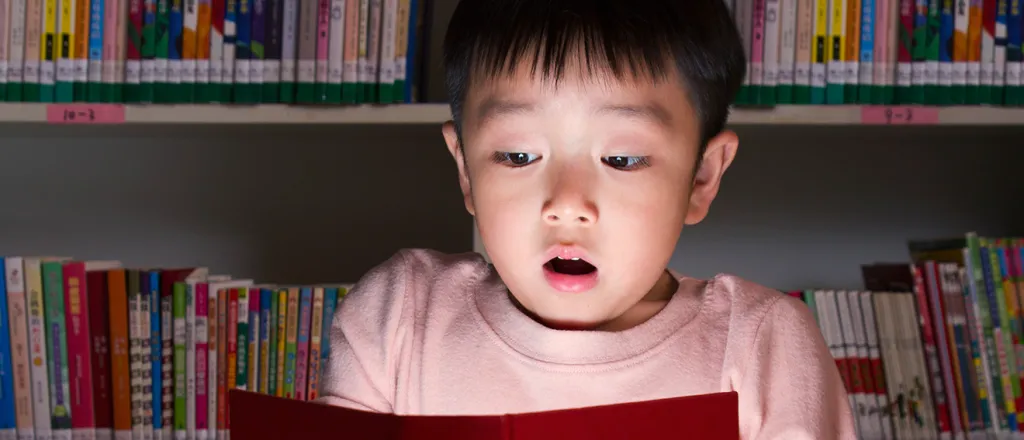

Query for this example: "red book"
[229,390,740,440]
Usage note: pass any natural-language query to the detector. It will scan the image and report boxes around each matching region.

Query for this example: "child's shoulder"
[696,273,818,341]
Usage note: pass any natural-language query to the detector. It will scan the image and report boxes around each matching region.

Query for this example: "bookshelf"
[3,102,1023,125]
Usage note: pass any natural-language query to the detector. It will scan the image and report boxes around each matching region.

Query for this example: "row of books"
[0,0,425,105]
[795,232,1024,440]
[0,256,352,440]
[726,0,1024,107]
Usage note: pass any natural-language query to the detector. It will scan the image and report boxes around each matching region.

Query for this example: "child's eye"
[602,156,650,171]
[491,152,540,167]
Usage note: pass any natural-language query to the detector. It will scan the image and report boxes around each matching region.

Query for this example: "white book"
[327,0,345,88]
[7,0,26,86]
[762,0,781,90]
[778,0,797,88]
[280,0,298,84]
[377,0,396,88]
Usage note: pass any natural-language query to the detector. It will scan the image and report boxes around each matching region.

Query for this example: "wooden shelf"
[0,102,1021,125]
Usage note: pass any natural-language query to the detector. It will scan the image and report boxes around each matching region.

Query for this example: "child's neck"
[510,270,679,332]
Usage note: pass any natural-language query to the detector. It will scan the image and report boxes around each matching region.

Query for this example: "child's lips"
[543,263,599,293]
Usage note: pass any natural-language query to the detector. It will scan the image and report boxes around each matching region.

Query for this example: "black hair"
[443,0,746,154]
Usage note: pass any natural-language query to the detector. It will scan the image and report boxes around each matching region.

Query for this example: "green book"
[41,261,73,433]
[924,0,941,104]
[236,288,250,391]
[155,0,172,103]
[173,282,187,433]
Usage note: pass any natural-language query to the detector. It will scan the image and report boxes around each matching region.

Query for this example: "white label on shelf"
[978,62,990,86]
[142,60,156,84]
[911,62,925,86]
[845,61,859,85]
[89,60,103,82]
[74,59,88,82]
[126,60,142,85]
[264,60,280,82]
[794,62,810,86]
[938,62,952,87]
[154,59,168,83]
[182,60,197,83]
[250,60,263,84]
[56,59,74,83]
[168,60,181,84]
[196,60,209,84]
[24,61,40,84]
[41,61,55,86]
[859,62,873,85]
[298,60,315,83]
[7,64,24,83]
[281,59,296,83]
[811,63,826,88]
[235,59,250,84]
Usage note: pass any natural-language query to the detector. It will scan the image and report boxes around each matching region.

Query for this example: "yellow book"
[811,0,830,101]
[826,0,847,102]
[73,0,90,99]
[275,289,287,398]
[56,0,75,101]
[844,0,860,99]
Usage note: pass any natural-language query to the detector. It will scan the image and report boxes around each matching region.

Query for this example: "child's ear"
[442,121,476,216]
[685,130,739,225]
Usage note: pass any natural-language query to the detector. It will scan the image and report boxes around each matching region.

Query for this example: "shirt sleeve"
[738,295,858,440]
[314,251,412,413]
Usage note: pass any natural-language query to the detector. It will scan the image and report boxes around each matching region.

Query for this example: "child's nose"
[541,171,598,227]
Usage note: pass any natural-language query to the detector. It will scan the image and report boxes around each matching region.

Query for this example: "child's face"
[443,61,738,330]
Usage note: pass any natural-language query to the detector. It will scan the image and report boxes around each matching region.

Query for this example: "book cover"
[107,270,132,440]
[229,390,741,440]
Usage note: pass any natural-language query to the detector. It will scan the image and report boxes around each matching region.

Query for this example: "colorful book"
[86,0,105,101]
[249,0,265,102]
[0,258,18,440]
[315,0,330,102]
[234,0,252,102]
[166,0,184,102]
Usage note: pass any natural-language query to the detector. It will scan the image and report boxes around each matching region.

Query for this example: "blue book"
[87,0,106,102]
[166,0,185,102]
[1006,0,1022,105]
[0,259,16,435]
[319,287,339,370]
[259,288,272,394]
[146,270,162,431]
[939,0,955,105]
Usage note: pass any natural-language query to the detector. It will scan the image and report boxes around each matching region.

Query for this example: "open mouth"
[544,256,597,276]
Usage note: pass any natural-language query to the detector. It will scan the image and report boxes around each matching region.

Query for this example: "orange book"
[230,390,741,440]
[107,269,133,440]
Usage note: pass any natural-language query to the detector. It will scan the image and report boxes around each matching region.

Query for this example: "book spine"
[0,259,16,439]
[776,0,797,103]
[107,270,131,440]
[764,0,782,105]
[341,0,357,101]
[279,0,297,101]
[221,0,234,101]
[897,0,914,101]
[146,271,159,438]
[89,271,113,440]
[172,283,185,439]
[940,0,955,104]
[225,290,237,435]
[24,260,51,440]
[266,291,278,398]
[234,289,248,392]
[749,0,765,103]
[306,288,324,401]
[262,0,280,101]
[1006,0,1022,104]
[858,0,875,102]
[215,289,226,440]
[392,0,408,102]
[363,0,379,101]
[125,0,142,101]
[258,290,271,394]
[314,0,329,102]
[92,0,110,101]
[204,288,217,440]
[205,0,222,102]
[274,290,286,398]
[55,0,75,101]
[283,289,297,399]
[911,0,927,102]
[981,0,996,101]
[246,290,259,392]
[41,0,58,101]
[968,0,984,103]
[184,282,197,440]
[114,0,127,102]
[827,0,848,102]
[6,0,26,101]
[4,258,34,440]
[845,0,861,102]
[295,0,315,102]
[42,262,71,440]
[182,0,198,101]
[128,272,142,440]
[166,0,182,102]
[994,0,1007,105]
[73,0,89,101]
[159,277,172,440]
[140,0,155,102]
[195,284,208,440]
[24,0,42,101]
[926,0,942,103]
[293,288,311,401]
[249,0,264,100]
[355,0,367,102]
[954,0,971,102]
[153,0,169,102]
[0,0,9,101]
[233,0,250,102]
[194,0,210,99]
[63,264,96,440]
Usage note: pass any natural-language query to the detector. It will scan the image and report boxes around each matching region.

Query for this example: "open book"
[229,389,740,439]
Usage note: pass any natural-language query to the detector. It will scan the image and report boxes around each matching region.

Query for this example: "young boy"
[319,1,856,438]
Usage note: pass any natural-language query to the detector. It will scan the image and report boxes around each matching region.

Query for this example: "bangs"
[458,4,679,87]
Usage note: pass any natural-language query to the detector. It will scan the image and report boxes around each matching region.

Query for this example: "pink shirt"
[317,249,856,440]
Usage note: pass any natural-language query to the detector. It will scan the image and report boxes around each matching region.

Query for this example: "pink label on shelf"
[46,104,126,124]
[860,106,940,125]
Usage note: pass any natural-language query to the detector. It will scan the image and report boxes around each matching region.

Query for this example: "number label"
[46,104,126,124]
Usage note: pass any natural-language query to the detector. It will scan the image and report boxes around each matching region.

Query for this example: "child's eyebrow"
[594,103,674,129]
[474,97,674,130]
[475,98,536,125]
